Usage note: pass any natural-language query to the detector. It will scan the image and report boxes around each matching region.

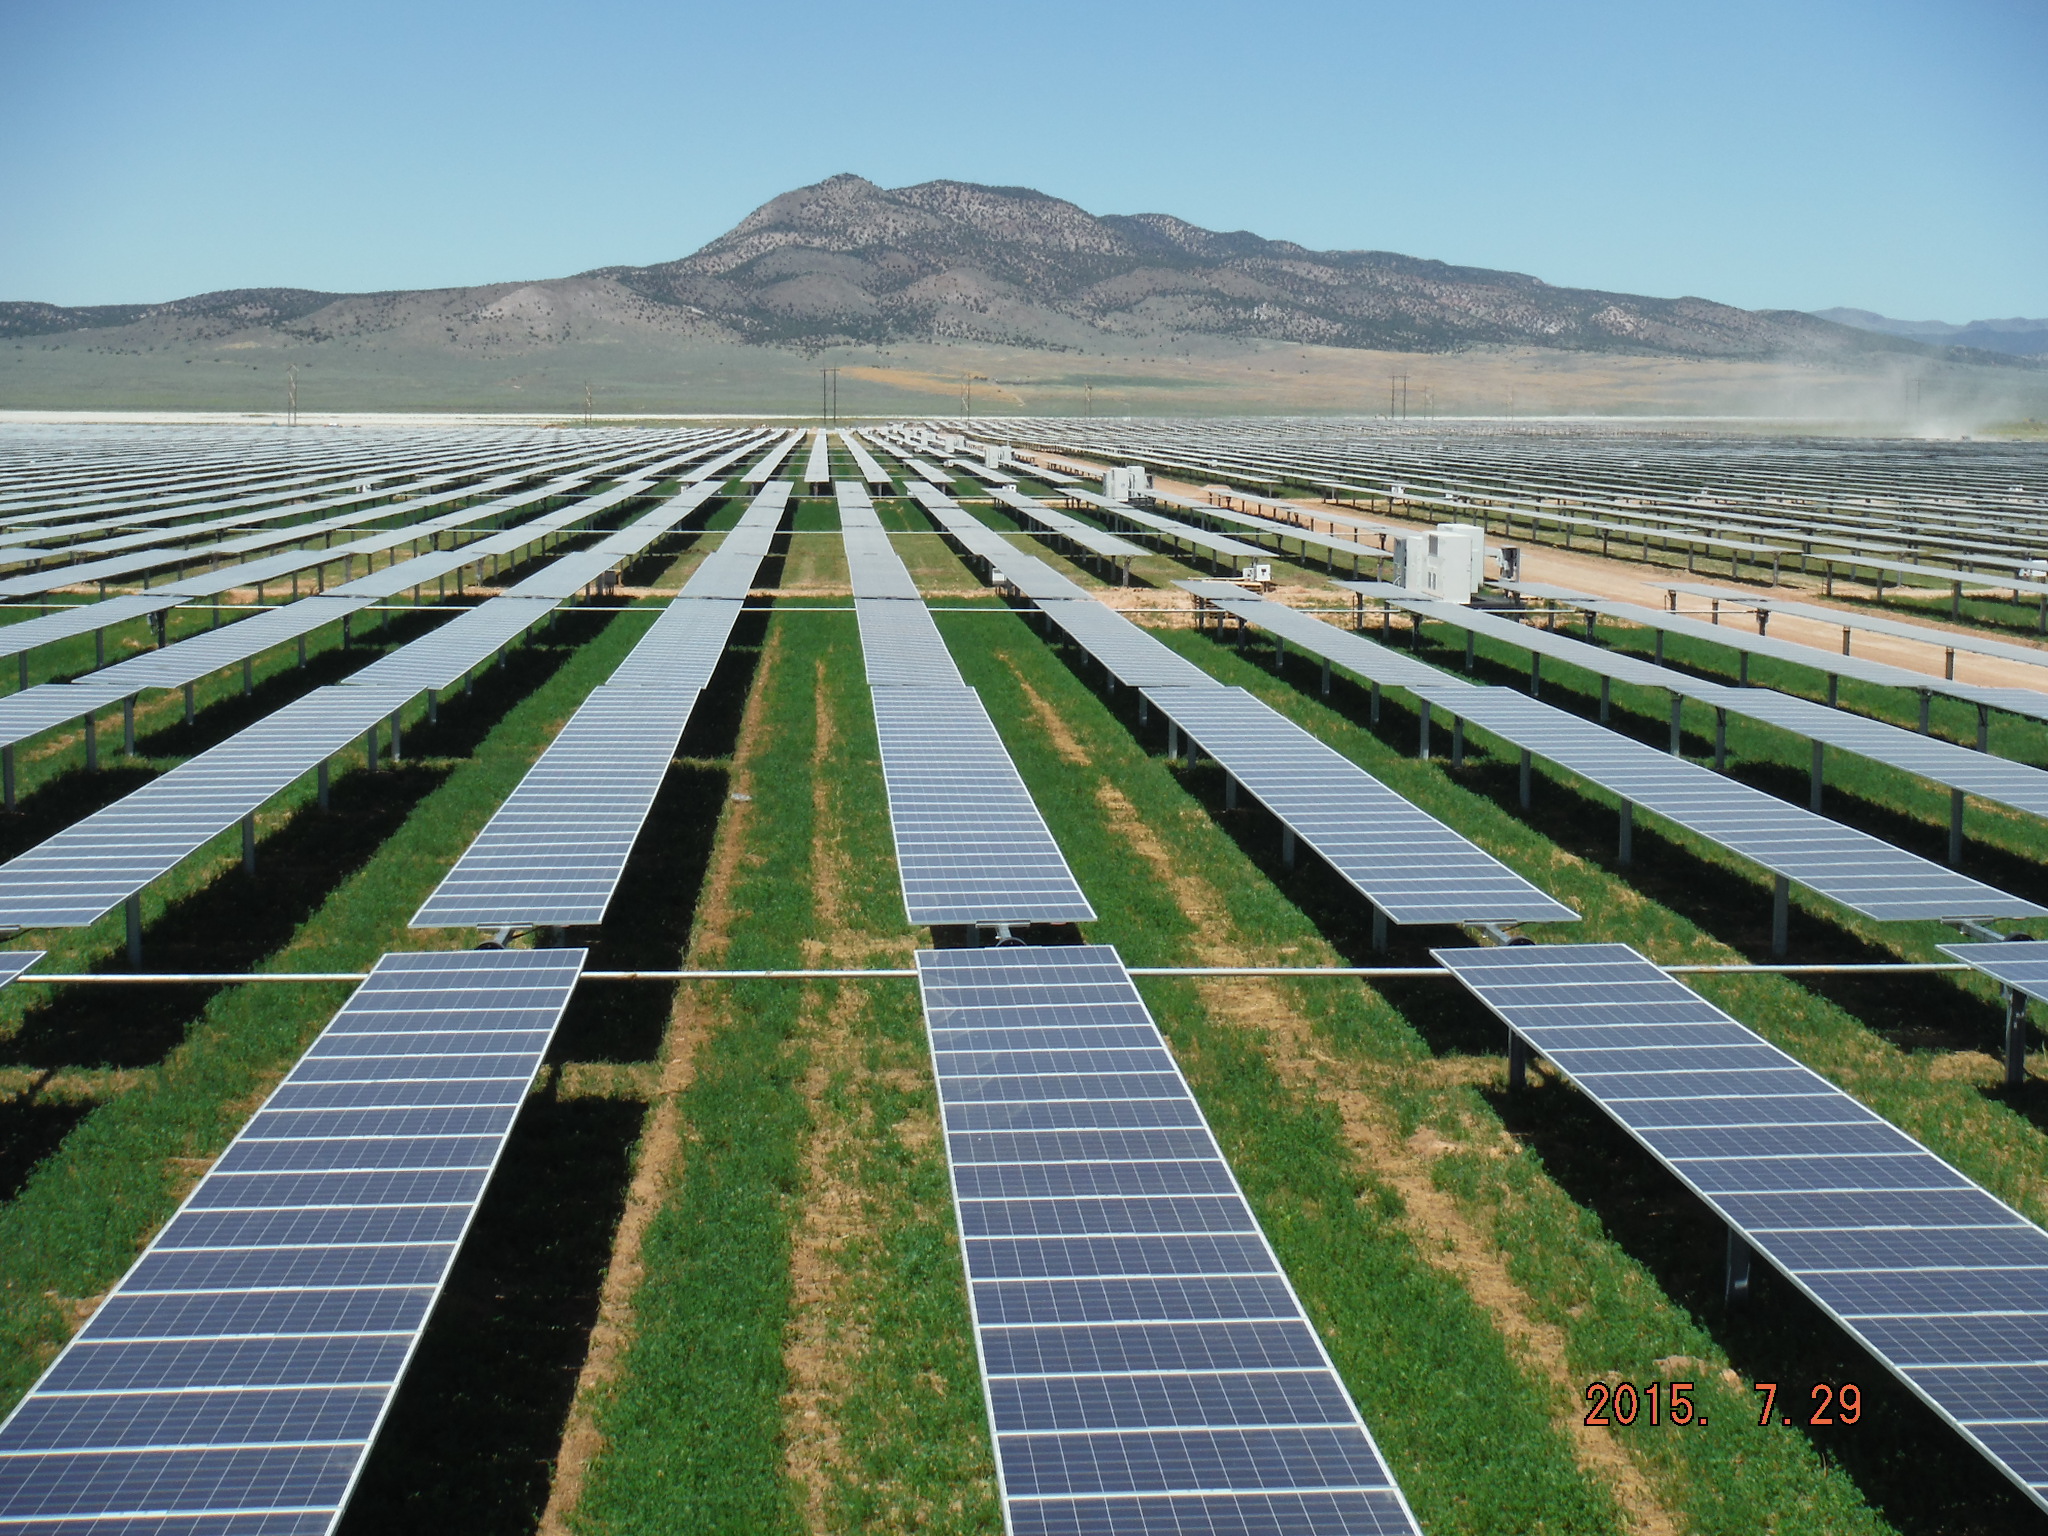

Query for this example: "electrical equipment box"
[1238,562,1273,585]
[1103,465,1150,501]
[1392,524,1486,604]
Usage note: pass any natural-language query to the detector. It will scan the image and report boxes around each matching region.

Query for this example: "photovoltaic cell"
[340,598,559,694]
[1940,940,2048,1007]
[0,948,586,1533]
[873,688,1094,925]
[1149,688,1574,926]
[857,600,962,687]
[1435,941,2048,1513]
[918,945,1422,1536]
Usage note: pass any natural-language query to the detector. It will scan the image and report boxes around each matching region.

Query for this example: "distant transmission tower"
[287,364,297,427]
[584,382,593,428]
[820,366,840,425]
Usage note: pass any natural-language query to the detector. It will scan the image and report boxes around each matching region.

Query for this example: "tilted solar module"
[856,599,963,688]
[413,687,699,927]
[872,688,1095,925]
[0,594,184,662]
[0,948,586,1533]
[845,529,922,599]
[1149,687,1575,926]
[1189,585,2046,924]
[1437,941,2048,1514]
[917,944,1424,1536]
[1038,600,1226,692]
[339,598,560,694]
[605,598,747,694]
[1941,939,2048,1004]
[0,685,417,928]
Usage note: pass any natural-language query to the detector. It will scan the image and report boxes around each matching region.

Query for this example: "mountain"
[580,175,1951,360]
[1812,307,2048,358]
[4,174,2016,367]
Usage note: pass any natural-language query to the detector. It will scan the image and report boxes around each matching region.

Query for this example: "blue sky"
[2,0,2041,320]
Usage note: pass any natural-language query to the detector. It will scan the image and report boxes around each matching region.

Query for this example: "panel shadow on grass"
[334,1092,643,1536]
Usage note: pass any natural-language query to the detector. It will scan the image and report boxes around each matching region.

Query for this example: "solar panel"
[846,529,922,599]
[917,944,1424,1536]
[872,688,1095,925]
[1152,688,1575,926]
[1939,940,2048,1005]
[0,594,183,662]
[0,685,416,928]
[1196,586,2046,925]
[606,598,747,694]
[0,947,586,1533]
[989,486,1147,562]
[340,598,559,694]
[1039,600,1226,692]
[857,599,962,687]
[1435,941,2048,1515]
[0,950,44,987]
[803,430,832,489]
[413,687,699,927]
[91,596,373,696]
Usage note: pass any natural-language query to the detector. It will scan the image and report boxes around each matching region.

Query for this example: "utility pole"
[584,382,593,428]
[287,364,297,427]
[1085,382,1094,417]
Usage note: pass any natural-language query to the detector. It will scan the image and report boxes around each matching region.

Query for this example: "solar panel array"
[413,487,785,927]
[839,430,894,491]
[1436,941,2048,1515]
[0,684,418,927]
[1150,687,1576,926]
[0,947,587,1533]
[1390,594,2048,821]
[340,598,560,694]
[0,594,182,663]
[917,944,1424,1536]
[1192,584,2046,923]
[1062,487,1266,564]
[988,486,1146,563]
[857,602,963,688]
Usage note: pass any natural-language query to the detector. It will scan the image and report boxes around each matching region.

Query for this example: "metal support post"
[1739,652,1749,685]
[1508,1033,1529,1092]
[367,723,379,771]
[1529,653,1541,698]
[1371,907,1388,952]
[1599,676,1611,724]
[1224,776,1237,811]
[1668,694,1683,755]
[1714,709,1727,771]
[183,682,195,724]
[242,658,252,696]
[1618,801,1633,866]
[1519,748,1533,809]
[1418,701,1431,760]
[2,746,13,811]
[241,814,256,875]
[1725,1227,1753,1306]
[318,759,330,810]
[1978,705,1990,752]
[1451,717,1465,767]
[1320,656,1331,697]
[2006,988,2028,1088]
[1281,827,1296,870]
[1918,692,1932,733]
[95,629,104,668]
[1826,673,1839,707]
[15,654,25,691]
[1654,631,1665,665]
[298,636,306,669]
[1464,631,1475,671]
[1770,875,1790,958]
[427,690,439,726]
[389,712,402,763]
[1809,741,1824,812]
[126,895,143,968]
[122,697,135,755]
[1369,681,1381,725]
[1949,789,1966,866]
[1167,722,1180,760]
[83,712,97,772]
